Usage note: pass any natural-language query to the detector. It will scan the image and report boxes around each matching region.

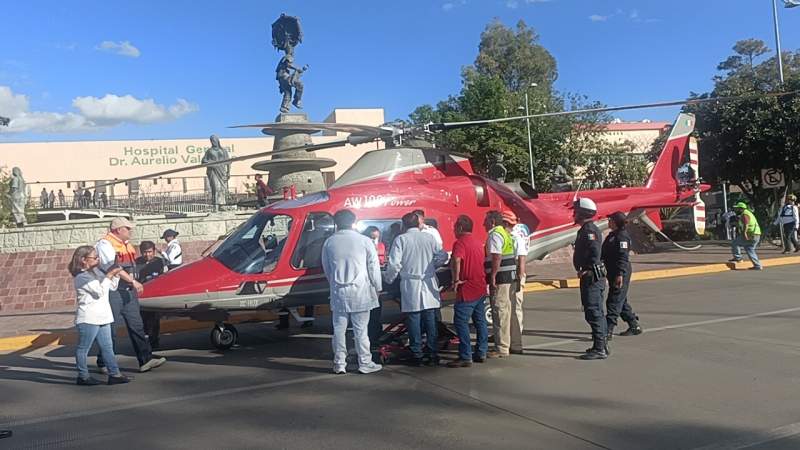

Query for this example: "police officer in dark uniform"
[601,212,643,340]
[572,197,609,360]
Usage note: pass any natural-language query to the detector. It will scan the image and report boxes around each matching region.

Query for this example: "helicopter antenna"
[426,90,800,132]
[572,179,584,203]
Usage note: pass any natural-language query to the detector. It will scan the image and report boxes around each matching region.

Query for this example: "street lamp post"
[772,0,786,84]
[523,92,535,189]
[521,82,538,190]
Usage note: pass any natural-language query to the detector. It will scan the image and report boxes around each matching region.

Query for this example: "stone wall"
[0,212,253,313]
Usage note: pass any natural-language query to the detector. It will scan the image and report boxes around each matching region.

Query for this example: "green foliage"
[408,19,617,191]
[581,141,649,189]
[684,38,800,224]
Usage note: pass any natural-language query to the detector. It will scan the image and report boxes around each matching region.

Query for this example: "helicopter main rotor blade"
[93,137,354,190]
[427,90,800,131]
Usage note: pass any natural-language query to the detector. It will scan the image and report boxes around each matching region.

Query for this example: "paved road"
[1,267,800,449]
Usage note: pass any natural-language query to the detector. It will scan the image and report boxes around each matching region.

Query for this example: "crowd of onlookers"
[38,187,108,209]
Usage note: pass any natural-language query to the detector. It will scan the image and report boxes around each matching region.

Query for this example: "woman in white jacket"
[69,246,130,386]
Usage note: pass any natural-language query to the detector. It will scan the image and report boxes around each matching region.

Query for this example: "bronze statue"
[488,154,507,183]
[201,135,231,210]
[552,158,572,192]
[8,167,27,227]
[272,14,308,113]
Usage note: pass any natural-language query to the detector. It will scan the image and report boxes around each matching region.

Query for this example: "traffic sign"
[761,168,786,189]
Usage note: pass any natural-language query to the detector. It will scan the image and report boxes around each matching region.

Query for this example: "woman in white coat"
[321,210,384,375]
[384,212,449,366]
[69,246,130,386]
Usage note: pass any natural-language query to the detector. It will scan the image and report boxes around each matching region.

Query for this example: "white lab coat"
[321,230,382,313]
[421,225,443,247]
[384,228,448,313]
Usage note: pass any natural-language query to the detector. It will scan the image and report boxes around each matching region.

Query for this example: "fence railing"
[29,191,256,214]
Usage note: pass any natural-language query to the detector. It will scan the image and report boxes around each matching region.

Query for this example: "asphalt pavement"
[1,266,800,449]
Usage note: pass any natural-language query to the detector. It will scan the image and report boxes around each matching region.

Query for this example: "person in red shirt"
[255,174,273,207]
[363,226,387,266]
[448,215,490,367]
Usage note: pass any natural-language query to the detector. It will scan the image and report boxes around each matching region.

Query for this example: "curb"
[3,256,799,352]
[525,255,800,291]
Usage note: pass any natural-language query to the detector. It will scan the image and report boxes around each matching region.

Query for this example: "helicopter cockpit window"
[211,212,293,274]
[330,148,427,188]
[291,212,335,269]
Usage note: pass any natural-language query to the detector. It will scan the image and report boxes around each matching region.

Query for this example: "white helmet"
[574,197,597,213]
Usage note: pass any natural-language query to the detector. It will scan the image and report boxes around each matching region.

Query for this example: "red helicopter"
[119,104,710,350]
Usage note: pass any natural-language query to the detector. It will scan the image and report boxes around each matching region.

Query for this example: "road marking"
[527,306,800,349]
[691,421,800,450]
[0,373,336,428]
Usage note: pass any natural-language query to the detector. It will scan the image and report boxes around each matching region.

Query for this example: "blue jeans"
[76,323,120,379]
[406,308,438,359]
[732,235,761,268]
[453,297,489,360]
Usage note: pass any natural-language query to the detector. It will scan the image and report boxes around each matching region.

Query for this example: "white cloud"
[0,86,198,134]
[73,94,197,125]
[96,40,141,58]
[589,14,608,22]
[442,0,466,11]
[506,0,519,8]
[629,9,640,20]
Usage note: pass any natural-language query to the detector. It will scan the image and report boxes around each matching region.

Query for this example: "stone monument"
[272,14,308,114]
[8,167,27,227]
[552,158,573,192]
[201,135,231,211]
[249,14,335,196]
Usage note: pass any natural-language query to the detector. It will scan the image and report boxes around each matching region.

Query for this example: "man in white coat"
[384,212,449,366]
[321,209,383,375]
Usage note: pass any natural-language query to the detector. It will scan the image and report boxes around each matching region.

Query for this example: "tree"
[409,20,617,191]
[582,141,649,189]
[684,39,800,225]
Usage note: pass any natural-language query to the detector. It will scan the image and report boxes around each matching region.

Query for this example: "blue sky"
[0,0,798,142]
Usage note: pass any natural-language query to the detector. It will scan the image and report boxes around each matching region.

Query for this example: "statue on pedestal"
[552,158,573,192]
[489,154,507,183]
[201,135,231,211]
[8,167,27,227]
[272,14,308,113]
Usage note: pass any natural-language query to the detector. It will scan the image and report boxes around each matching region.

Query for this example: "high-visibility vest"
[102,232,137,268]
[485,226,517,284]
[739,209,761,236]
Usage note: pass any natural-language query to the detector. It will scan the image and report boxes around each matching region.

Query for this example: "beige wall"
[0,108,385,197]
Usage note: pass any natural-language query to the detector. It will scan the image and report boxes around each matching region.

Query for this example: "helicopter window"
[291,212,335,269]
[211,212,293,274]
[355,219,403,251]
[330,148,429,188]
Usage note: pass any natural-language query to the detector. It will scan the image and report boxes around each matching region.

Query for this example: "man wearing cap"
[162,229,182,270]
[773,195,799,253]
[729,202,762,270]
[95,217,166,373]
[483,210,518,358]
[572,197,609,360]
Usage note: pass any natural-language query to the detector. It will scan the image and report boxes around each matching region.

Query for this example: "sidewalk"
[1,241,795,343]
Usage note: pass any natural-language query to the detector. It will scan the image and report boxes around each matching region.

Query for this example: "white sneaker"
[333,366,347,375]
[139,356,167,373]
[358,362,383,374]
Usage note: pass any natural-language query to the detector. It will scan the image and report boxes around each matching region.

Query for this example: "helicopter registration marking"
[343,195,417,209]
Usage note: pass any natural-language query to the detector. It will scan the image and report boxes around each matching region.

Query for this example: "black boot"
[620,321,643,336]
[580,336,608,360]
[606,327,614,342]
